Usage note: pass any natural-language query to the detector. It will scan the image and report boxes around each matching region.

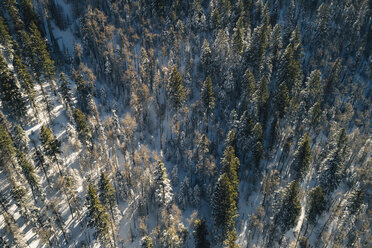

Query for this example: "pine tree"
[39,125,61,162]
[168,66,185,110]
[0,15,12,47]
[13,124,29,152]
[257,76,269,124]
[308,186,325,224]
[193,218,210,248]
[12,54,36,108]
[292,133,311,180]
[16,149,39,192]
[29,22,56,80]
[221,145,240,201]
[59,72,73,106]
[201,76,215,113]
[142,236,154,248]
[241,69,255,104]
[154,161,173,207]
[73,108,92,146]
[0,124,15,168]
[252,122,264,168]
[277,180,301,231]
[87,184,110,242]
[277,82,289,118]
[99,172,116,215]
[212,173,238,244]
[0,55,27,120]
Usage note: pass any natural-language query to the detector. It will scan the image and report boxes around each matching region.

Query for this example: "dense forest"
[0,0,370,247]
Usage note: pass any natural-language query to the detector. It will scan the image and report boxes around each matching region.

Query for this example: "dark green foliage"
[59,72,73,105]
[277,82,289,118]
[257,76,269,123]
[16,149,38,190]
[13,54,36,107]
[308,186,325,224]
[168,66,185,110]
[99,172,116,212]
[193,218,210,248]
[19,0,39,26]
[39,125,61,161]
[13,124,29,152]
[29,22,56,80]
[221,145,240,200]
[232,27,243,55]
[142,236,153,248]
[87,184,110,241]
[292,133,311,180]
[73,108,92,145]
[252,122,264,168]
[0,124,15,167]
[280,46,302,97]
[278,180,301,230]
[241,69,255,105]
[212,173,238,243]
[0,55,27,120]
[0,15,12,46]
[201,76,215,113]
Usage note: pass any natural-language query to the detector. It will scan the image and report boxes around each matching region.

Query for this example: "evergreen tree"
[0,15,12,47]
[168,66,185,110]
[252,122,264,168]
[154,161,173,207]
[0,55,27,120]
[13,54,36,108]
[0,124,15,168]
[212,173,238,245]
[241,69,255,104]
[142,236,154,248]
[308,186,325,224]
[277,82,290,118]
[277,180,301,231]
[99,172,116,215]
[193,218,210,248]
[221,145,240,201]
[13,124,29,152]
[39,125,61,162]
[29,22,56,80]
[73,108,92,146]
[87,184,110,242]
[200,76,215,113]
[292,133,311,180]
[16,149,38,192]
[59,72,73,106]
[257,76,269,124]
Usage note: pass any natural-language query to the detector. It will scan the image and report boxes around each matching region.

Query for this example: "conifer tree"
[277,180,301,231]
[99,172,116,216]
[292,133,311,180]
[277,82,290,118]
[59,72,73,106]
[212,173,238,245]
[142,236,154,248]
[252,122,264,168]
[193,218,210,248]
[39,125,61,163]
[221,145,240,201]
[87,184,110,242]
[241,69,255,105]
[0,124,15,168]
[13,54,36,108]
[73,108,92,146]
[154,161,173,207]
[168,66,185,110]
[0,15,12,47]
[201,76,215,113]
[0,55,27,120]
[16,149,39,193]
[257,76,269,124]
[13,124,29,152]
[308,186,325,224]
